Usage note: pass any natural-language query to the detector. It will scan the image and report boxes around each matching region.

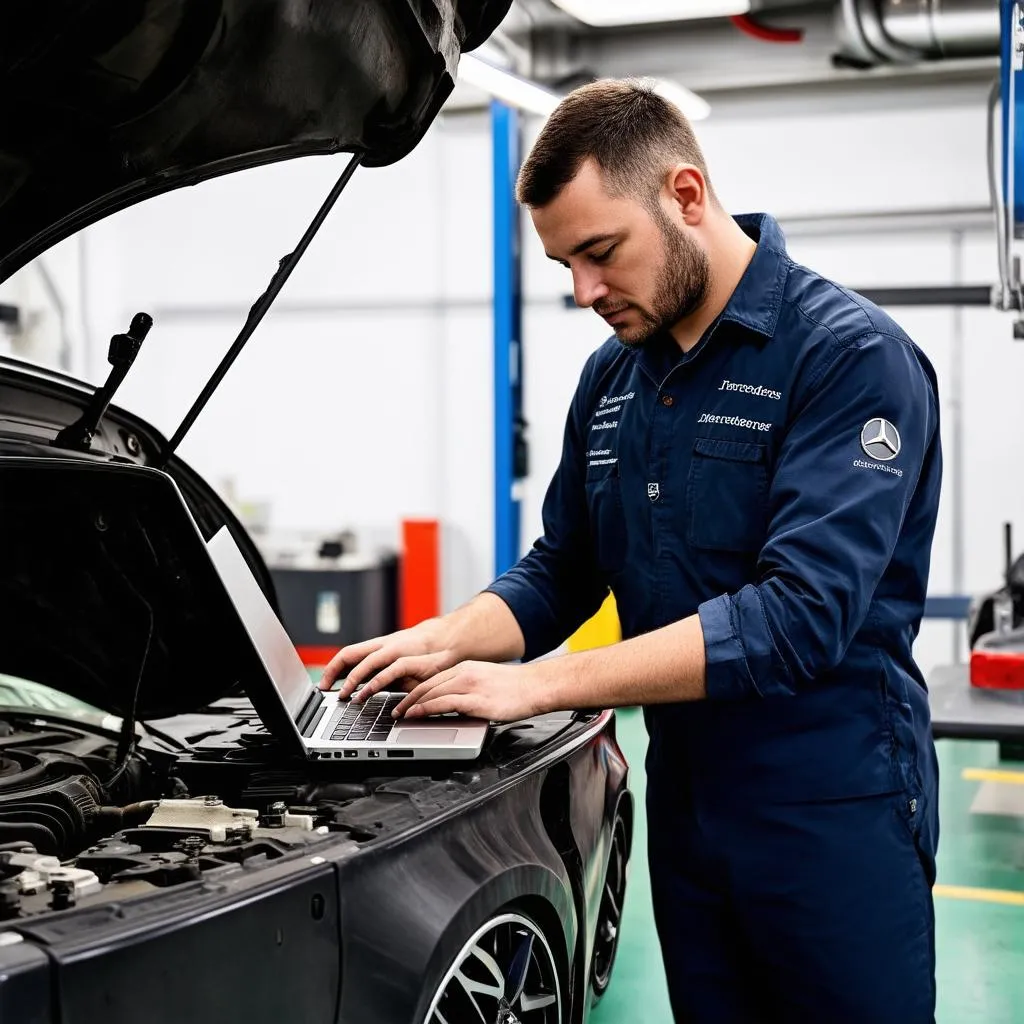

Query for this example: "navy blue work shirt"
[487,212,942,804]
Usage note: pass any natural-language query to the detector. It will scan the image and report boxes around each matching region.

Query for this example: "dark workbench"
[929,663,1024,741]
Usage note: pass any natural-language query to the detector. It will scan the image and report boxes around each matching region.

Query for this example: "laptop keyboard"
[326,692,403,743]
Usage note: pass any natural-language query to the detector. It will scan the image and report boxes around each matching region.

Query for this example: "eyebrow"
[545,233,618,262]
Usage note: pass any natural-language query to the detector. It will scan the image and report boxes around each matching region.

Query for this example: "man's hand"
[318,619,459,702]
[385,612,708,722]
[392,661,550,723]
[318,593,528,703]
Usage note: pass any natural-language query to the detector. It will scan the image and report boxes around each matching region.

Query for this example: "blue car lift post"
[492,99,525,578]
[928,0,1024,750]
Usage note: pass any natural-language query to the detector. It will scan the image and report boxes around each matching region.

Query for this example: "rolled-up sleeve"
[698,330,940,701]
[486,363,608,661]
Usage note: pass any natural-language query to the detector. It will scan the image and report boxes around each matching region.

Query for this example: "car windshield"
[0,673,106,720]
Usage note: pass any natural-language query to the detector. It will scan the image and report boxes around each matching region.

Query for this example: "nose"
[572,267,609,309]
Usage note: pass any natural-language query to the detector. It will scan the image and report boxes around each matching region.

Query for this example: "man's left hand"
[391,661,550,723]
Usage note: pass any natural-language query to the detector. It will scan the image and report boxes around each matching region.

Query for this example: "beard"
[597,209,710,348]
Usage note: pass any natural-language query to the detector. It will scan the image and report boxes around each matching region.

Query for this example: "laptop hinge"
[294,689,325,734]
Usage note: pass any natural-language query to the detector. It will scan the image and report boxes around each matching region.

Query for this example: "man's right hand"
[318,618,458,703]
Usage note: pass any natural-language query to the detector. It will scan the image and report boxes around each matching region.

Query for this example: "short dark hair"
[516,78,716,210]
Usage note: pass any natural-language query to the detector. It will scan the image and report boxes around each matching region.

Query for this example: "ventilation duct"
[838,0,999,66]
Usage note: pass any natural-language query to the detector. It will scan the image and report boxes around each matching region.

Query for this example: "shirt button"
[661,395,674,407]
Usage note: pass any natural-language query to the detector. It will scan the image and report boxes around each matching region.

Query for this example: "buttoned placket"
[641,326,725,626]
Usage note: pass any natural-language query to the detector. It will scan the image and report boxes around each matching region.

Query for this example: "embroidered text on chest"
[717,379,782,401]
[589,390,635,433]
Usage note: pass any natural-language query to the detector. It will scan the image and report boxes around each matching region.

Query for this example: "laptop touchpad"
[395,728,459,744]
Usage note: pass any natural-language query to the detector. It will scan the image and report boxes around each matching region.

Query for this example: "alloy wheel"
[424,911,562,1024]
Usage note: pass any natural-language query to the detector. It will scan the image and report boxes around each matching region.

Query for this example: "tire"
[590,813,628,1006]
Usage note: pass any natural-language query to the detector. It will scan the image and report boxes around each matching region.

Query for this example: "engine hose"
[0,842,34,854]
[92,800,159,831]
[0,822,56,855]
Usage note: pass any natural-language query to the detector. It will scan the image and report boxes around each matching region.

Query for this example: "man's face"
[531,159,709,347]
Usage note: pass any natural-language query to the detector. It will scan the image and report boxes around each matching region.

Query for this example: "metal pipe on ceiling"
[838,0,999,65]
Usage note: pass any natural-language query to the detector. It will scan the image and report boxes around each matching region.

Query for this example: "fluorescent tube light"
[458,54,562,117]
[652,79,711,121]
[549,0,750,26]
[456,58,710,124]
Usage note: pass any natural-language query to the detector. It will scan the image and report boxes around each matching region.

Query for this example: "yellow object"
[962,768,1024,786]
[567,591,622,651]
[934,884,1024,907]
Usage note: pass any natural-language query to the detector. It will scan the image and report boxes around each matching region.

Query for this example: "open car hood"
[0,358,287,721]
[0,0,512,721]
[2,457,275,727]
[0,0,512,282]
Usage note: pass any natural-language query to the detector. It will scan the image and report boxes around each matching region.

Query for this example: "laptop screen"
[206,525,320,722]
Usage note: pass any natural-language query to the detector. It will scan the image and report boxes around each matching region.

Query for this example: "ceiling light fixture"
[549,0,750,26]
[458,54,562,117]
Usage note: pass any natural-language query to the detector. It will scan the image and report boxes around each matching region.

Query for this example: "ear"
[665,164,707,225]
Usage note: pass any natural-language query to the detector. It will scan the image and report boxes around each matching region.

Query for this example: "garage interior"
[1,0,1023,1020]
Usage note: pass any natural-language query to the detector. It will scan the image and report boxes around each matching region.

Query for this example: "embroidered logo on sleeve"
[860,418,901,461]
[853,417,904,477]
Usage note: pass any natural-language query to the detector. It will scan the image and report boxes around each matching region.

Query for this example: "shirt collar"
[632,212,791,383]
[719,212,790,341]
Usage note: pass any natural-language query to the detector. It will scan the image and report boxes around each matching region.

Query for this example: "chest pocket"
[585,463,627,574]
[687,437,769,553]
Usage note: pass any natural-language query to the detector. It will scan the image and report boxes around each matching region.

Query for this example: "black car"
[0,3,633,1022]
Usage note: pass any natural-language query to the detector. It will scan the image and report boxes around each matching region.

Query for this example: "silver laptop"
[205,525,489,761]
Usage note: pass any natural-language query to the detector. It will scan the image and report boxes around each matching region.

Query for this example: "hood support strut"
[157,149,366,466]
[53,312,153,451]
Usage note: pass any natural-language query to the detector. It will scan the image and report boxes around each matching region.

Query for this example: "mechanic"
[321,78,942,1022]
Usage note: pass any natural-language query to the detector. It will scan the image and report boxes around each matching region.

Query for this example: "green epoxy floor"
[592,708,1024,1023]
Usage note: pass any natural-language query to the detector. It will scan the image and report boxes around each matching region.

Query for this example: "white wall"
[48,114,498,614]
[0,233,85,373]
[6,77,1021,682]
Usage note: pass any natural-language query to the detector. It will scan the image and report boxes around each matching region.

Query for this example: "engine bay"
[0,714,345,920]
[0,704,573,922]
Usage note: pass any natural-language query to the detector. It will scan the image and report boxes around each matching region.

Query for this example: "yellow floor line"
[961,768,1024,785]
[934,885,1024,907]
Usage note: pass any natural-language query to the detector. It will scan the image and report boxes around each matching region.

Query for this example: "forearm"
[535,613,706,713]
[435,591,526,664]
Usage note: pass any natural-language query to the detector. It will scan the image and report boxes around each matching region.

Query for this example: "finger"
[354,656,434,701]
[392,674,454,717]
[319,650,350,690]
[320,639,383,690]
[403,693,481,719]
[337,647,405,698]
[391,668,462,718]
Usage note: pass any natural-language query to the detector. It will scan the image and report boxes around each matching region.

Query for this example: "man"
[321,79,942,1022]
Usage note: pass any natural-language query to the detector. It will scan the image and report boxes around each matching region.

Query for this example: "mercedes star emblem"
[860,418,901,461]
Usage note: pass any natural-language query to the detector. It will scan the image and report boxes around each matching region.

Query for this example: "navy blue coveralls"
[487,213,942,1022]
